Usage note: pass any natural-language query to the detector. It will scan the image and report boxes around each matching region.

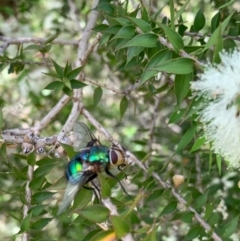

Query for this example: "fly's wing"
[57,173,90,214]
[73,122,100,151]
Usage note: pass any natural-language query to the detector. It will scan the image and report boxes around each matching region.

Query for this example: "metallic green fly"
[58,122,127,214]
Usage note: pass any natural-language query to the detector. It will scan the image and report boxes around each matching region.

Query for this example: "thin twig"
[0,59,53,66]
[0,36,79,45]
[185,31,240,41]
[67,0,82,33]
[33,95,70,132]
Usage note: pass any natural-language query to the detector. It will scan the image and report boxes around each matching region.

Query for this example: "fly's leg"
[117,164,128,180]
[105,167,130,197]
[83,173,101,202]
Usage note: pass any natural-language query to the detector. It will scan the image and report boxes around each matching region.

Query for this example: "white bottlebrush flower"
[191,49,240,168]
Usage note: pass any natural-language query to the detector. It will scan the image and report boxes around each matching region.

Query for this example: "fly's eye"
[110,150,124,165]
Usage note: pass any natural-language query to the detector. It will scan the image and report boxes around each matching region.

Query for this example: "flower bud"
[22,142,34,154]
[172,174,184,189]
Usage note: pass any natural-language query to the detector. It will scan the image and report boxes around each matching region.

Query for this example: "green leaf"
[146,190,164,203]
[216,155,222,175]
[222,215,239,238]
[120,96,128,119]
[63,86,72,96]
[208,212,219,225]
[152,58,194,75]
[34,164,55,177]
[44,81,64,90]
[190,137,206,152]
[29,205,47,217]
[89,230,116,241]
[39,44,51,54]
[204,204,214,220]
[51,59,63,78]
[127,46,144,63]
[27,151,36,165]
[212,23,223,63]
[202,12,234,52]
[142,226,157,241]
[92,24,109,33]
[43,72,60,79]
[20,213,32,232]
[32,191,55,204]
[44,31,60,45]
[80,205,109,223]
[126,17,151,33]
[174,0,190,21]
[119,33,158,49]
[93,87,103,106]
[185,226,201,240]
[176,124,197,152]
[97,3,114,14]
[112,26,136,40]
[31,218,52,230]
[0,143,7,160]
[72,188,93,210]
[159,23,184,52]
[159,201,178,217]
[194,191,208,209]
[24,44,40,50]
[168,108,185,124]
[141,49,172,85]
[180,212,194,223]
[111,17,133,26]
[29,176,45,190]
[60,143,75,158]
[174,73,191,105]
[98,173,111,198]
[70,79,87,89]
[211,12,220,33]
[193,9,205,31]
[111,215,129,238]
[219,0,237,9]
[66,66,83,80]
[13,166,27,180]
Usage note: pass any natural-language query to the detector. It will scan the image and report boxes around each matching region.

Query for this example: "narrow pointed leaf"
[126,17,151,32]
[31,218,52,230]
[176,125,197,152]
[93,87,103,106]
[112,26,136,40]
[51,59,63,78]
[190,136,206,152]
[159,24,184,52]
[67,66,83,80]
[119,33,158,49]
[160,201,178,217]
[120,96,128,118]
[111,215,129,238]
[222,215,239,238]
[80,205,109,223]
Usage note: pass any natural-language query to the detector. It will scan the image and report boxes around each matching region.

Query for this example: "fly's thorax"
[109,147,125,166]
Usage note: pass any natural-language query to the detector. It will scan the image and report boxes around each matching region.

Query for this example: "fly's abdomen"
[66,158,83,184]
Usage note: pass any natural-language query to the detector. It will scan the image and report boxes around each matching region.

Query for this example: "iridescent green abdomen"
[66,158,83,184]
